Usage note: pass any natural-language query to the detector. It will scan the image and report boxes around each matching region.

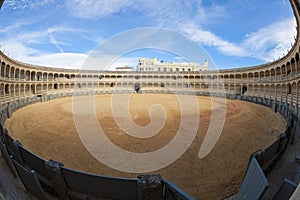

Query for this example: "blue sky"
[0,0,296,70]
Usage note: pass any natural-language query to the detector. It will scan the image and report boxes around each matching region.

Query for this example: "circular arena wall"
[3,94,287,199]
[0,0,300,200]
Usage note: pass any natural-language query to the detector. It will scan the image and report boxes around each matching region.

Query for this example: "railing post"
[12,140,24,165]
[137,174,164,200]
[44,160,69,200]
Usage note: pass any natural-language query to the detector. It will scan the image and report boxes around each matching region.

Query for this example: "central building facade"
[136,58,208,72]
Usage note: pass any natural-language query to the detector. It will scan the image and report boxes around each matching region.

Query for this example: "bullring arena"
[1,0,300,200]
[3,94,286,199]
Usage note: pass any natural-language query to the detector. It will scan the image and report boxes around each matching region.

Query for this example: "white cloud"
[180,17,296,62]
[0,40,139,70]
[0,0,297,69]
[0,41,39,58]
[65,0,134,19]
[0,22,26,34]
[243,18,296,61]
[3,0,54,10]
[64,0,226,25]
[0,25,90,69]
[181,22,247,57]
[0,41,87,69]
[82,54,139,70]
[48,28,65,53]
[0,26,86,54]
[22,53,88,69]
[110,57,139,70]
[143,0,296,63]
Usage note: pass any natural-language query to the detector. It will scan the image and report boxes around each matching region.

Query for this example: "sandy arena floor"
[5,94,286,200]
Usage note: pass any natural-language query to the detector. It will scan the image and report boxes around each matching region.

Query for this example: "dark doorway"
[242,86,247,95]
[134,83,141,93]
[4,84,9,94]
[288,84,292,94]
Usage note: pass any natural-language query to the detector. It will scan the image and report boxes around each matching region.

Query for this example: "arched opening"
[31,85,36,95]
[1,62,5,77]
[43,72,47,81]
[31,71,36,81]
[37,72,42,81]
[295,53,300,72]
[15,68,20,79]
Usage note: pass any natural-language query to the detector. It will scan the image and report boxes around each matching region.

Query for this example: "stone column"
[296,82,299,114]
